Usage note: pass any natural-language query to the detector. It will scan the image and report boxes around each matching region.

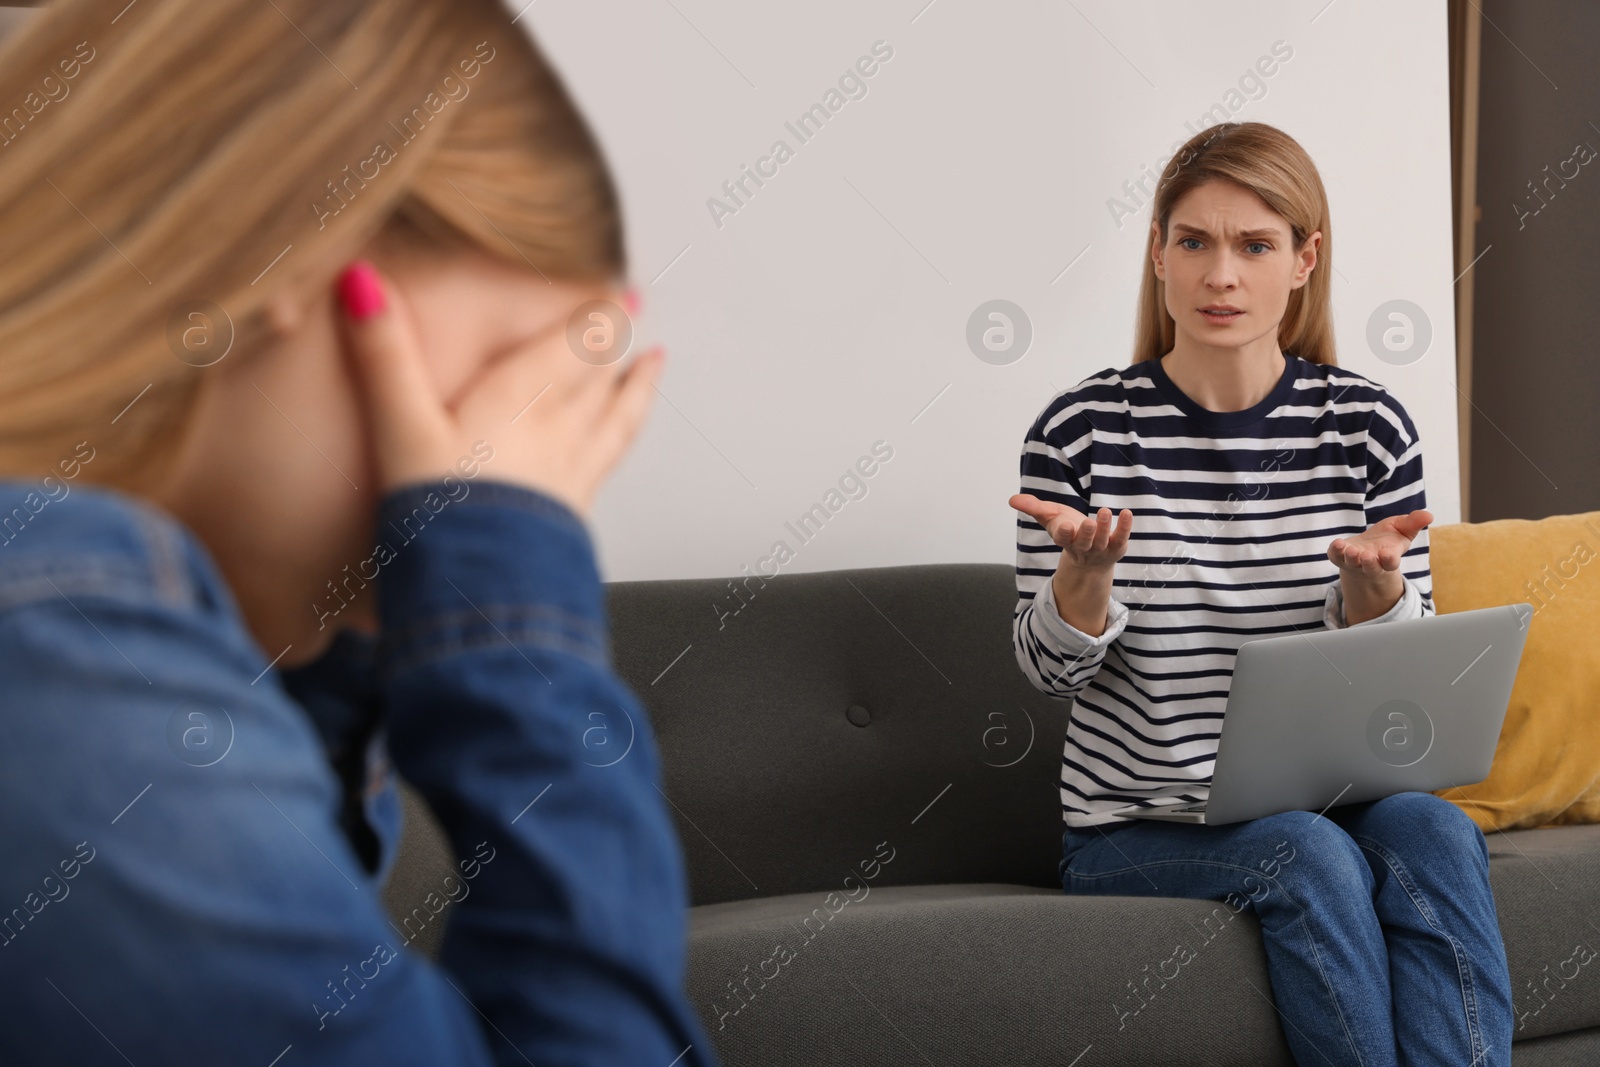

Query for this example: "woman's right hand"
[335,260,664,521]
[1009,494,1134,571]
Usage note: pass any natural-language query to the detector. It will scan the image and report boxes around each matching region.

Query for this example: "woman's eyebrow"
[1171,223,1283,240]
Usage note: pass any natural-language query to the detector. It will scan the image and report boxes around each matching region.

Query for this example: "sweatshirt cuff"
[1323,576,1420,630]
[1033,577,1128,650]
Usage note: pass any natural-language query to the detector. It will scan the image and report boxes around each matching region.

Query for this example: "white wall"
[518,0,1460,582]
[3,2,1461,583]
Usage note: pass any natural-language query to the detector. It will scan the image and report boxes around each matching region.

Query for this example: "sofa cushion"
[684,823,1600,1061]
[1428,511,1600,830]
[384,769,1600,1052]
[1484,822,1600,1039]
[692,883,1297,1065]
[604,564,1077,907]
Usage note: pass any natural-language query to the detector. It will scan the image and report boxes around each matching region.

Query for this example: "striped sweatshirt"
[1012,352,1434,829]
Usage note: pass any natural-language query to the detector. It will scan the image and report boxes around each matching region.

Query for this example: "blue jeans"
[1060,791,1512,1066]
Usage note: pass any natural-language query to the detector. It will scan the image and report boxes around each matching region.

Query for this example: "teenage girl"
[0,1,716,1063]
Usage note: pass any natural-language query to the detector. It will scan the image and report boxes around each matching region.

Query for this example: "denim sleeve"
[0,506,496,1063]
[0,480,718,1067]
[372,478,719,1067]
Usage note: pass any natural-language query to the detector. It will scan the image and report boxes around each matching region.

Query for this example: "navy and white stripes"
[1012,353,1434,828]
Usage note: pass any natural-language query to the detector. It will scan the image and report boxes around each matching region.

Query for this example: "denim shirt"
[0,474,722,1066]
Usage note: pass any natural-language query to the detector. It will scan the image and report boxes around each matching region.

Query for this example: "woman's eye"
[1177,238,1271,254]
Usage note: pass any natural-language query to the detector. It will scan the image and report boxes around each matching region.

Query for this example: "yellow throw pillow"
[1426,510,1600,831]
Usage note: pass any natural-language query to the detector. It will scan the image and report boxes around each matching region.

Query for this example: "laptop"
[1108,602,1533,826]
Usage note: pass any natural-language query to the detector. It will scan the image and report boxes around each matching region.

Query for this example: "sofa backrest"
[605,562,1072,907]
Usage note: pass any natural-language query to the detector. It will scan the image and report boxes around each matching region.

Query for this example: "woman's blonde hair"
[1131,121,1335,366]
[0,0,623,495]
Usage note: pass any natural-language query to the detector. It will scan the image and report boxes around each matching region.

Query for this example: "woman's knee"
[1234,809,1373,904]
[1358,791,1488,865]
[1368,789,1473,826]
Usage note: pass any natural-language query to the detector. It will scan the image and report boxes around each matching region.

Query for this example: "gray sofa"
[385,562,1600,1065]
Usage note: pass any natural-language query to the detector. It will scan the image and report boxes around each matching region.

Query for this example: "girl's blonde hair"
[0,0,623,494]
[1132,121,1335,366]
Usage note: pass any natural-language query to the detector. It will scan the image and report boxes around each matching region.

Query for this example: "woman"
[0,1,719,1064]
[1009,122,1512,1065]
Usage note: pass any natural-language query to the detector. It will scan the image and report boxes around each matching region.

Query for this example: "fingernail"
[622,286,641,316]
[338,261,386,320]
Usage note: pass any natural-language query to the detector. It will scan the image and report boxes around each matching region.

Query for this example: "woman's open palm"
[1327,509,1433,577]
[1009,494,1134,571]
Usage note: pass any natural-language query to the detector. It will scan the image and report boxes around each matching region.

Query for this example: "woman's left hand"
[1328,509,1433,579]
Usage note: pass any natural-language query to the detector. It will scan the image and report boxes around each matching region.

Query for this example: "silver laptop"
[1108,602,1532,826]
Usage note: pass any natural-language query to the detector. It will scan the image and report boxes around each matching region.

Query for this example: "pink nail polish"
[622,286,641,316]
[338,261,386,320]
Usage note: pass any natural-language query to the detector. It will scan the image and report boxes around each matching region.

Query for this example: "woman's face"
[152,242,614,668]
[1150,179,1319,356]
